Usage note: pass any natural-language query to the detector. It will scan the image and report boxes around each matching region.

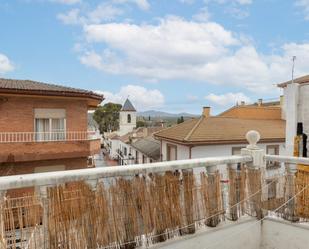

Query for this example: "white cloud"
[205,92,251,106]
[57,3,123,25]
[112,0,150,10]
[193,7,211,22]
[87,3,123,23]
[0,53,14,74]
[96,85,165,111]
[225,6,249,19]
[57,9,82,25]
[296,0,309,20]
[50,0,80,4]
[79,16,309,93]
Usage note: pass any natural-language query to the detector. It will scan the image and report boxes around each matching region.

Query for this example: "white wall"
[261,218,309,249]
[152,218,261,249]
[284,83,300,156]
[119,111,136,136]
[161,141,285,161]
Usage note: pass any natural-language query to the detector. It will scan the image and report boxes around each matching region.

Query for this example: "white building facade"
[279,75,309,156]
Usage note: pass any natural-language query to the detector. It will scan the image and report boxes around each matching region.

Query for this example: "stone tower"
[119,98,137,136]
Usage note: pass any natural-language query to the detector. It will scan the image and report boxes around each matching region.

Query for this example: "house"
[0,78,103,178]
[278,75,309,156]
[154,101,285,169]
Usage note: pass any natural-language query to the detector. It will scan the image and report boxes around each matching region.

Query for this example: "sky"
[1,0,309,114]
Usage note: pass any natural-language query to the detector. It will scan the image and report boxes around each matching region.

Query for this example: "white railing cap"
[0,155,252,191]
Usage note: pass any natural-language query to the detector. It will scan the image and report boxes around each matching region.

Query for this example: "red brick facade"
[0,95,88,132]
[0,94,101,178]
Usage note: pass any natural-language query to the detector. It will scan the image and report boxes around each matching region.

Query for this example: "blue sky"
[1,0,309,114]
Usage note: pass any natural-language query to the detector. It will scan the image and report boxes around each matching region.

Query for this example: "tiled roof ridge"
[153,118,198,137]
[184,115,205,141]
[218,104,280,117]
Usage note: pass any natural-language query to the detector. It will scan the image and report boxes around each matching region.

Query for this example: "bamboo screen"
[296,165,309,219]
[0,165,308,249]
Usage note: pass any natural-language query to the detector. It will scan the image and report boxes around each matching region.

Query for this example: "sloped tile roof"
[0,78,103,100]
[121,98,136,112]
[131,136,160,160]
[154,116,285,145]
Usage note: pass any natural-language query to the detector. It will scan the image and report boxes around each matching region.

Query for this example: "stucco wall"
[161,141,285,161]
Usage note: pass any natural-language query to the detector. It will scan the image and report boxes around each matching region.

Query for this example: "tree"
[136,120,146,128]
[93,102,122,133]
[177,116,184,124]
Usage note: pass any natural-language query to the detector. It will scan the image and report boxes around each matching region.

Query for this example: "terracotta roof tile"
[154,116,285,145]
[0,78,103,100]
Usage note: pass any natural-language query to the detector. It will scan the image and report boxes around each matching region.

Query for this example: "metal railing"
[0,131,101,143]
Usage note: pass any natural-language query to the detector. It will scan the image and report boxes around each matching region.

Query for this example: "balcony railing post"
[227,163,239,221]
[205,165,221,227]
[284,163,298,222]
[0,191,5,247]
[241,130,265,219]
[39,186,50,249]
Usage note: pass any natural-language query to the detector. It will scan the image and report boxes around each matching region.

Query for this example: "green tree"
[177,116,184,124]
[93,102,122,133]
[136,120,146,128]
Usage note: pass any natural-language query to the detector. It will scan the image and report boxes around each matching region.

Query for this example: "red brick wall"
[0,139,101,163]
[2,157,92,197]
[0,95,88,132]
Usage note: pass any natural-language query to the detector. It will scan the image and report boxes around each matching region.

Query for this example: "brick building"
[0,78,103,179]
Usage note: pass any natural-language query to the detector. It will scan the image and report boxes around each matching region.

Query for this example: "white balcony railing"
[0,130,101,143]
[0,131,309,249]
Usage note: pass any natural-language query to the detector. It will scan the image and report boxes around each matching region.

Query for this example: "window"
[167,144,177,161]
[142,155,146,164]
[127,114,131,123]
[34,109,66,141]
[266,145,280,168]
[124,147,127,156]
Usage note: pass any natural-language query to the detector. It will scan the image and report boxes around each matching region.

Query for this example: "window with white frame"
[34,109,66,141]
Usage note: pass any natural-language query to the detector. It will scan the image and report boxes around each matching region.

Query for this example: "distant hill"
[138,110,199,118]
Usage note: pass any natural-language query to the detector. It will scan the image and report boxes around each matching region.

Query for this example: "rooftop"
[154,115,285,145]
[0,78,103,102]
[278,74,309,87]
[131,136,161,160]
[117,127,163,143]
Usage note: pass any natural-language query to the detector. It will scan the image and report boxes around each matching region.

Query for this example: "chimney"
[240,101,245,106]
[258,98,263,106]
[202,107,211,117]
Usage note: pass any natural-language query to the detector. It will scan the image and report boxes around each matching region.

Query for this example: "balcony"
[0,131,101,163]
[0,131,309,249]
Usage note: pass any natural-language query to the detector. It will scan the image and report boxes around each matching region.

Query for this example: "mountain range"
[138,110,199,118]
